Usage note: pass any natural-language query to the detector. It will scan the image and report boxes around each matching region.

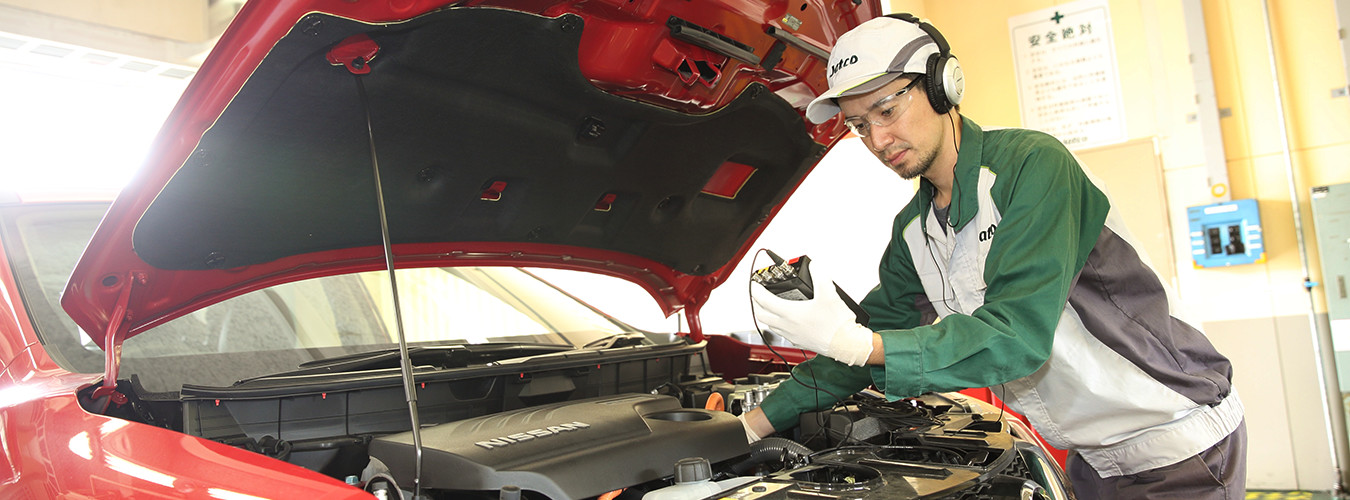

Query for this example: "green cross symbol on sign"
[1051,11,1064,23]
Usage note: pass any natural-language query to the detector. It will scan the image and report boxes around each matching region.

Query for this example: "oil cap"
[673,457,712,484]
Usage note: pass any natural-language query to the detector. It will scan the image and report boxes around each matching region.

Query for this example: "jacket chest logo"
[978,223,998,242]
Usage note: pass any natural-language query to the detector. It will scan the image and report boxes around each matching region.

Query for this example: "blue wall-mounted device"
[1187,199,1264,268]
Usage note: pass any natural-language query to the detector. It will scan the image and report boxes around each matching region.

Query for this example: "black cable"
[994,383,1007,432]
[856,398,941,432]
[747,249,860,447]
[940,116,1010,432]
[948,112,960,154]
[923,113,963,316]
[844,444,968,464]
[946,109,961,229]
[923,233,958,315]
[934,114,1009,432]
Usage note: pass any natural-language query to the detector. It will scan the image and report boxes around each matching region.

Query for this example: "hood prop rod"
[338,36,425,497]
[358,71,424,499]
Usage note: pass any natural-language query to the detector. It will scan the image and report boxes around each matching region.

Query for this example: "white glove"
[737,413,762,444]
[750,268,875,366]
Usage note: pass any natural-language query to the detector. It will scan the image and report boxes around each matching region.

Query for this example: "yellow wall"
[895,0,1350,490]
[1204,0,1350,318]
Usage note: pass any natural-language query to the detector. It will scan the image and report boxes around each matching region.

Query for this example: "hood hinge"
[684,302,704,342]
[682,281,715,342]
[90,271,147,407]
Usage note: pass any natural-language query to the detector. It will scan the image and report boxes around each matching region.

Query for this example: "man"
[739,14,1247,500]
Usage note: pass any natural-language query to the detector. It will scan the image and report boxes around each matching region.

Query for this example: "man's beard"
[879,143,937,180]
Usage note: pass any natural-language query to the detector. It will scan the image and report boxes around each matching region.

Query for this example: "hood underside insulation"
[133,8,822,276]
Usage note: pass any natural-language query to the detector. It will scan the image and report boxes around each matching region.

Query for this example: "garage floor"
[1246,491,1336,500]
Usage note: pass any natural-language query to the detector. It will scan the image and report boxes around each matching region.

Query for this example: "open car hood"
[61,0,876,350]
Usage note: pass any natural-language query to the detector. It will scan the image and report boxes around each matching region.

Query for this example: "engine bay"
[368,393,748,498]
[85,338,1071,499]
[367,390,1070,500]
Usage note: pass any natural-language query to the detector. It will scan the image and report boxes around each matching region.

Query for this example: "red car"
[1,1,1070,498]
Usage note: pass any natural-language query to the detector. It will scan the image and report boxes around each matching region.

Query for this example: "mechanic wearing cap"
[738,14,1246,500]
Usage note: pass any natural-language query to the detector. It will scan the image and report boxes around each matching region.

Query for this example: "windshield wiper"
[492,335,689,366]
[236,342,574,383]
[578,333,649,349]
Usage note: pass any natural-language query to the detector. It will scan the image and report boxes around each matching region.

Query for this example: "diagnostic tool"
[753,250,870,325]
[752,250,817,300]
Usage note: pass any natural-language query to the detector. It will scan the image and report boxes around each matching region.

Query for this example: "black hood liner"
[134,8,822,275]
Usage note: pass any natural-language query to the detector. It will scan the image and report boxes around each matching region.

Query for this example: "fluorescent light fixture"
[0,31,194,194]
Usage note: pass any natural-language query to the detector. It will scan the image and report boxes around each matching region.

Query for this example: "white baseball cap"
[804,16,941,124]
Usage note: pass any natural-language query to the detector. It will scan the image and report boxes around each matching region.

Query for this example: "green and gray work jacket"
[757,117,1244,477]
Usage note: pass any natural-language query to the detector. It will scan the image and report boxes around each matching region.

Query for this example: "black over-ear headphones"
[884,13,965,115]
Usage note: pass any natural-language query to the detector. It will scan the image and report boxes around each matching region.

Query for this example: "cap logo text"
[829,55,859,78]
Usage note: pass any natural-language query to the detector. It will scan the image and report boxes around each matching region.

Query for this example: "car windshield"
[2,203,647,393]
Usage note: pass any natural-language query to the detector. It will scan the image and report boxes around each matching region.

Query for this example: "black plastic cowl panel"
[367,393,747,498]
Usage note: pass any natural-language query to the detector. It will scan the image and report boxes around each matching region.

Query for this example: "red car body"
[2,0,868,496]
[0,196,372,498]
[1,0,1071,497]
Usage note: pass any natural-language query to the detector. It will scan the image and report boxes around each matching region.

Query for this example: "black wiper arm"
[236,346,447,383]
[297,346,431,369]
[492,336,689,366]
[579,333,648,349]
[236,343,575,384]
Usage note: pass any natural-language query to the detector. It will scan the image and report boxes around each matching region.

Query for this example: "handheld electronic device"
[752,250,870,325]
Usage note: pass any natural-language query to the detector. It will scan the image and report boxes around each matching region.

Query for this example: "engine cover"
[368,394,748,498]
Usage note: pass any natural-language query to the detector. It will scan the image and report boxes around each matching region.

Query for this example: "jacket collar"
[917,115,983,236]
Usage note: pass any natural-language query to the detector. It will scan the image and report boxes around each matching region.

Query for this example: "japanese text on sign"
[1009,0,1125,150]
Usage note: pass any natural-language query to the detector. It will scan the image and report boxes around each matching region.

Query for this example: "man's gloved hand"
[750,267,875,366]
[737,412,762,444]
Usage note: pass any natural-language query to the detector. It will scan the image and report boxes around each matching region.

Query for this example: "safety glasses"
[842,77,923,138]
